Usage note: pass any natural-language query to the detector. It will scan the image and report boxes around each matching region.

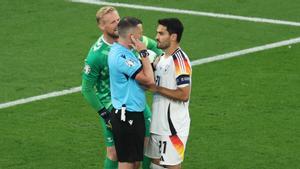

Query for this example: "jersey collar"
[171,47,181,56]
[101,35,113,46]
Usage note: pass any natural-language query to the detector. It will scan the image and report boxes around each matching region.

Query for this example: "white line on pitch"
[0,87,81,110]
[70,0,300,27]
[1,36,300,110]
[191,36,300,66]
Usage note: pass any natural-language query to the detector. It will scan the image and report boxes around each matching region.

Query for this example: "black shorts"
[111,108,145,162]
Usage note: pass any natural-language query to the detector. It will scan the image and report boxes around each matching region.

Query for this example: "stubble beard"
[107,31,119,39]
[157,41,170,50]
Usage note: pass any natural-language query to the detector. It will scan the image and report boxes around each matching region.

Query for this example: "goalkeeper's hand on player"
[98,108,112,130]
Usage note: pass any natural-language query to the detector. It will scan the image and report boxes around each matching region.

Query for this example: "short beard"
[107,32,119,39]
[157,42,170,50]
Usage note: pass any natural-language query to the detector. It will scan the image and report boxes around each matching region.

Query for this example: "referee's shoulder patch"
[125,59,135,67]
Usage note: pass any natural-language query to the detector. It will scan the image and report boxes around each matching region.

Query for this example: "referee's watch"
[139,50,149,58]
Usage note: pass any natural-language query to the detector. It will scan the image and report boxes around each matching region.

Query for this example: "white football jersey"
[150,48,192,136]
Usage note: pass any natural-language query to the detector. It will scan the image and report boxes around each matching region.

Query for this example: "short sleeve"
[172,51,192,87]
[117,51,142,79]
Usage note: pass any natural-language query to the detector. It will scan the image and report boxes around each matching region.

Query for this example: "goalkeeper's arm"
[81,78,112,129]
[81,78,104,111]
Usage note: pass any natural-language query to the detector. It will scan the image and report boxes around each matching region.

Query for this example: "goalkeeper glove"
[98,108,112,130]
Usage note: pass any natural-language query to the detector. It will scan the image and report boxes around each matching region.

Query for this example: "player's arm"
[81,78,104,111]
[81,55,106,111]
[149,85,190,102]
[82,67,112,129]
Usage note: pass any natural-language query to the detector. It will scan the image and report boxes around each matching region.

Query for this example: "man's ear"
[98,22,105,31]
[128,33,132,42]
[170,33,177,42]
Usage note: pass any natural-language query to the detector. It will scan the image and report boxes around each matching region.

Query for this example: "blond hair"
[96,6,117,24]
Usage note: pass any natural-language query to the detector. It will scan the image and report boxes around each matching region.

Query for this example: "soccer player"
[81,6,160,169]
[134,17,163,169]
[145,18,192,169]
[81,6,120,169]
[108,17,155,169]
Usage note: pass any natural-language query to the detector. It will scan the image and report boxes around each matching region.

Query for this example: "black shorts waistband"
[112,107,143,114]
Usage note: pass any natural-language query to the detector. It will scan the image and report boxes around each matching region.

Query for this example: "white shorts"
[145,133,188,166]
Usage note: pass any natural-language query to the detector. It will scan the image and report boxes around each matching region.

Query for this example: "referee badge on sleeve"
[125,59,135,67]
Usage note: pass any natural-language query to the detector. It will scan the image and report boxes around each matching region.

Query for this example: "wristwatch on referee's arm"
[139,49,149,58]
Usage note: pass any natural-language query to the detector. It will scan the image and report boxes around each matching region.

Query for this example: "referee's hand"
[98,108,112,130]
[130,35,146,52]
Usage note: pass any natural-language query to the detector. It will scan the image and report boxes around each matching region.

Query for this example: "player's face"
[156,25,171,50]
[100,11,120,38]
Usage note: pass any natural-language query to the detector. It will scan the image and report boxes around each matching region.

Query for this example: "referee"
[108,17,155,169]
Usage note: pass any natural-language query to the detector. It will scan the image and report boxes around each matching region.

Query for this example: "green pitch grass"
[0,0,299,168]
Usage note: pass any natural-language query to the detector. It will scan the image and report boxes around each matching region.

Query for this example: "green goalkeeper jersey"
[81,35,163,112]
[82,35,112,111]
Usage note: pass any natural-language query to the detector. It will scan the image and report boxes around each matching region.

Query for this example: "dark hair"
[135,18,143,24]
[117,17,141,37]
[158,18,184,42]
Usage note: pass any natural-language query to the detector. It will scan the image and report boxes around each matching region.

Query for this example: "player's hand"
[130,35,146,52]
[98,108,112,130]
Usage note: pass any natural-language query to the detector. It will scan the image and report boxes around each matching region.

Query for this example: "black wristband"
[139,50,149,58]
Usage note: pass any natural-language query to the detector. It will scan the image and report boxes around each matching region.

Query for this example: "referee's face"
[156,25,171,50]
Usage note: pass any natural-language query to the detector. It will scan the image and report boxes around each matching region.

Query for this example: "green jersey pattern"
[82,35,112,111]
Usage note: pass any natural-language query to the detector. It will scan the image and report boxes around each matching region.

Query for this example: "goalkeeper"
[81,6,162,169]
